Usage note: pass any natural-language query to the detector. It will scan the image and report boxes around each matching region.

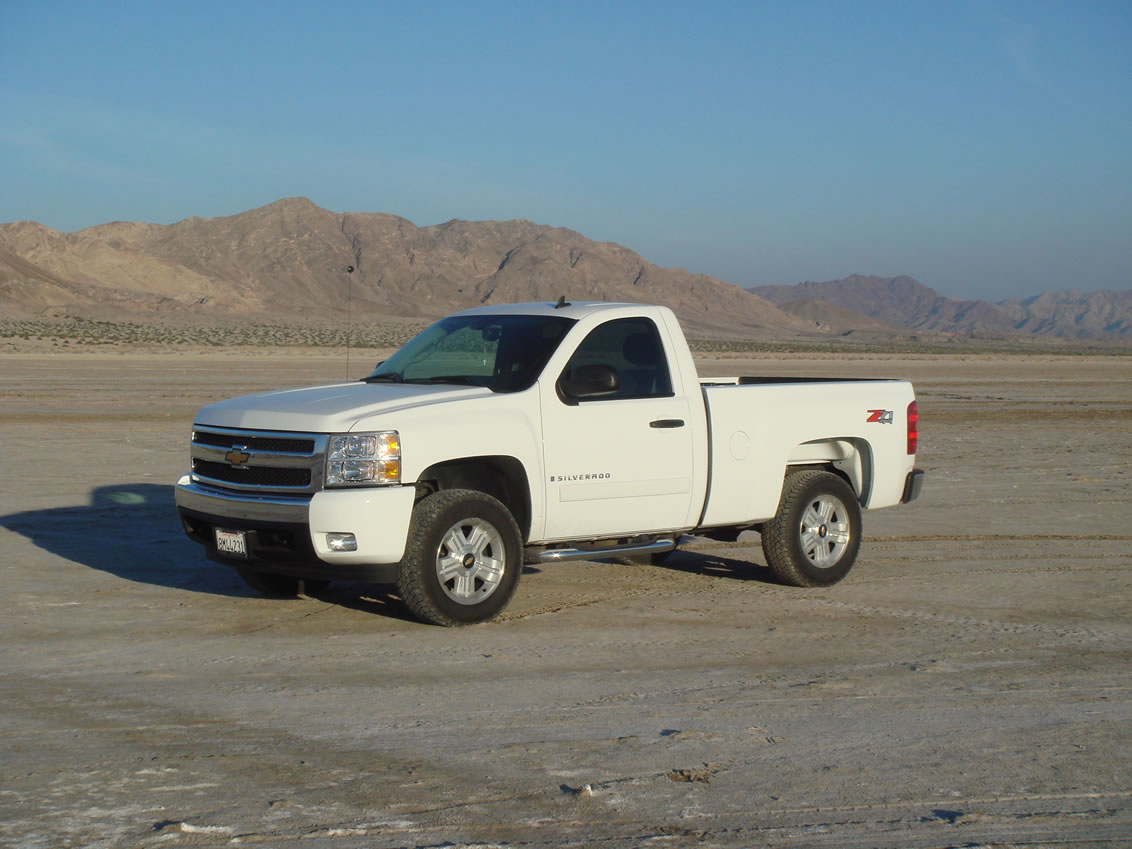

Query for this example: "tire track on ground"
[784,596,1126,643]
[128,789,1132,849]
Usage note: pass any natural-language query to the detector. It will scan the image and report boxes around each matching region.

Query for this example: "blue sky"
[2,0,1129,300]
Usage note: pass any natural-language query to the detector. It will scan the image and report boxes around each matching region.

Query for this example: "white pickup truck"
[176,300,923,625]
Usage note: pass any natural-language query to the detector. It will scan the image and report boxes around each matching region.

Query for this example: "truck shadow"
[0,482,542,619]
[652,543,781,585]
[0,485,781,619]
[0,483,251,597]
[0,483,418,618]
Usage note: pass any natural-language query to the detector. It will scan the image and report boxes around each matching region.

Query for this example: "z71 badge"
[866,409,895,424]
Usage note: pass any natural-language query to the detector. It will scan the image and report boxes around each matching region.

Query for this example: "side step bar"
[536,538,676,563]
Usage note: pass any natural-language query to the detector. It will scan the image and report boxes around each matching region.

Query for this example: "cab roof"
[450,300,657,321]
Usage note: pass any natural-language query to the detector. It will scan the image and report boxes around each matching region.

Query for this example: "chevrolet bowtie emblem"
[225,446,251,466]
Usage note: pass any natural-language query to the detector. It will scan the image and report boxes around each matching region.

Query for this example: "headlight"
[326,430,400,487]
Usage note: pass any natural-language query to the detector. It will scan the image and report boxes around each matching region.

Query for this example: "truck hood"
[195,381,492,433]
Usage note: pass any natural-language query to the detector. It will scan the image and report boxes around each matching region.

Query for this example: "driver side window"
[561,318,673,400]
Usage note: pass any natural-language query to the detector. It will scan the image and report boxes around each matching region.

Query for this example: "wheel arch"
[416,455,532,540]
[785,436,873,506]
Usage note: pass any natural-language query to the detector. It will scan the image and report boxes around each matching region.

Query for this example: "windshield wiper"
[403,375,475,385]
[363,372,403,383]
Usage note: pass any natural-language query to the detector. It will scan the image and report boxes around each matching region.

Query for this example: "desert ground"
[0,345,1129,848]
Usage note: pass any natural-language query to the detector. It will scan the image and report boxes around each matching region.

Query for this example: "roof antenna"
[344,264,354,379]
[554,295,571,309]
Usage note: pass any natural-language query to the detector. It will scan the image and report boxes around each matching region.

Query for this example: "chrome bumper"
[174,475,311,523]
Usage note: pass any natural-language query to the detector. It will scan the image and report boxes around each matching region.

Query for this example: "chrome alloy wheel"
[799,493,852,569]
[434,518,507,605]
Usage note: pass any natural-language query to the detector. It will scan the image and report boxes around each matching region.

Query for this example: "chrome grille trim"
[191,430,315,453]
[193,443,316,468]
[190,425,328,495]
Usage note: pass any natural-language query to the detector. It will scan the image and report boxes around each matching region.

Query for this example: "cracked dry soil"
[1,348,1129,848]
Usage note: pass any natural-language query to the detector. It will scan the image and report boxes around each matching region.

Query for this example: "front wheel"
[397,489,522,626]
[761,470,862,587]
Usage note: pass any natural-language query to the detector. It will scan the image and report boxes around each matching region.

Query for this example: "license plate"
[215,528,248,559]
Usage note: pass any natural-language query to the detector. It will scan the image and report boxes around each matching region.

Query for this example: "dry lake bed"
[1,347,1129,848]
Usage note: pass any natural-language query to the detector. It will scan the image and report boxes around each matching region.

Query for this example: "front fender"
[308,485,416,564]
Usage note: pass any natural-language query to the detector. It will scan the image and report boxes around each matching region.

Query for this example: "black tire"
[761,470,862,587]
[235,568,329,597]
[397,489,522,626]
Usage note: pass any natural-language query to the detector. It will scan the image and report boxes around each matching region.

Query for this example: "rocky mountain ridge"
[1,199,1127,340]
[750,274,1131,339]
[0,198,812,338]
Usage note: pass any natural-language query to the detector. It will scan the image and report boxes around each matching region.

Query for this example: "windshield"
[364,314,576,392]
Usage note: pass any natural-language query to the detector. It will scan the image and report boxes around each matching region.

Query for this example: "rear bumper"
[901,468,925,504]
[174,475,414,582]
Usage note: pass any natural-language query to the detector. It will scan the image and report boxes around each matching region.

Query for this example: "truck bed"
[697,377,916,527]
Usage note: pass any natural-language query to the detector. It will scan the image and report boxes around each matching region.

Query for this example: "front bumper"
[175,475,415,582]
[175,475,312,523]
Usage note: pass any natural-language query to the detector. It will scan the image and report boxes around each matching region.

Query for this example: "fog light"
[326,532,357,552]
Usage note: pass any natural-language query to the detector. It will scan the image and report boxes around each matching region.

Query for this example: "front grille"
[190,426,326,495]
[192,431,315,454]
[193,459,311,487]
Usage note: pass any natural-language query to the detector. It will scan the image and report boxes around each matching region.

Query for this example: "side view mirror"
[559,364,619,402]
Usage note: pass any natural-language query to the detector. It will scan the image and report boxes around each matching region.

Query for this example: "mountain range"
[751,275,1131,340]
[1,198,1128,342]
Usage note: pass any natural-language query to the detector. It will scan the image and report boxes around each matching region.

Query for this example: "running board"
[537,538,676,563]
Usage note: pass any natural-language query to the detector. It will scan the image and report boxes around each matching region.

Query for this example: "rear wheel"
[761,470,861,587]
[397,489,522,626]
[235,568,329,597]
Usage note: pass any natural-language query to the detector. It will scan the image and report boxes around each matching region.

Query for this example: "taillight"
[907,400,919,455]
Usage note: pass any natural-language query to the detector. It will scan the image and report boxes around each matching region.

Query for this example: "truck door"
[539,316,694,540]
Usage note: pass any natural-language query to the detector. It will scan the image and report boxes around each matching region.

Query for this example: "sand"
[1,347,1129,848]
